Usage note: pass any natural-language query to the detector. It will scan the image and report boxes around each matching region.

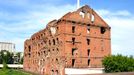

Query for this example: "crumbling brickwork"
[23,5,111,75]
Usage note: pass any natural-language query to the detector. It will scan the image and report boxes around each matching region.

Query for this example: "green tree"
[102,54,134,73]
[0,50,10,70]
[20,56,23,64]
[16,52,23,64]
[0,50,15,70]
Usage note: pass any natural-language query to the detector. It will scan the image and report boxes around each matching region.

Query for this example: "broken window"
[88,59,90,66]
[91,14,95,23]
[79,11,85,18]
[57,38,59,44]
[72,26,75,33]
[28,46,31,52]
[87,49,90,56]
[53,39,55,45]
[87,25,90,33]
[72,48,76,55]
[100,27,106,34]
[87,13,90,19]
[72,37,75,45]
[87,39,90,45]
[72,59,75,67]
[38,52,40,56]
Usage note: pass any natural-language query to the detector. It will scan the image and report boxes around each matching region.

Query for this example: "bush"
[102,54,134,73]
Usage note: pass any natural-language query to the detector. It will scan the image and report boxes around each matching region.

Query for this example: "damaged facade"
[23,5,111,75]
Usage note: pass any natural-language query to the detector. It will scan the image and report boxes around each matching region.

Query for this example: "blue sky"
[0,0,134,56]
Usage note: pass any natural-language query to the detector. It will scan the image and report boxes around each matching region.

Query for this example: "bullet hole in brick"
[56,58,58,62]
[41,42,43,45]
[57,27,59,31]
[57,48,59,52]
[100,27,106,34]
[57,38,58,41]
[41,34,43,36]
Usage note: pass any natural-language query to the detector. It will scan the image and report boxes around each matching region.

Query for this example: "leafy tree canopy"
[102,54,134,73]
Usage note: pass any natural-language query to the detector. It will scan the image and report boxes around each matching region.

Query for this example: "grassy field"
[0,69,31,75]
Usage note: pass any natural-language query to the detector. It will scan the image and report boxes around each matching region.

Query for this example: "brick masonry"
[23,5,111,75]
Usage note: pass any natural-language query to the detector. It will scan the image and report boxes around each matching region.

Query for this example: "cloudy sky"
[0,0,134,56]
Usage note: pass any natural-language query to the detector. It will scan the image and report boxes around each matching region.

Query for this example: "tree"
[0,50,10,70]
[16,52,23,64]
[0,50,15,69]
[20,56,23,64]
[102,54,134,73]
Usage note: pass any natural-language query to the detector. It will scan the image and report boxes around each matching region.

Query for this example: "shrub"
[102,54,134,73]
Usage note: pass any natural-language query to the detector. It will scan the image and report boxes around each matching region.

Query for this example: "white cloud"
[0,4,76,52]
[97,9,131,17]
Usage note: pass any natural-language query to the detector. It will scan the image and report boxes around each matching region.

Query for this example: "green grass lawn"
[0,69,31,75]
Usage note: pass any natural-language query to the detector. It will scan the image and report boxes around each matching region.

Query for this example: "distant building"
[24,5,111,75]
[0,42,15,53]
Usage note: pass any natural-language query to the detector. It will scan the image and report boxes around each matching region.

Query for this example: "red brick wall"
[23,5,111,75]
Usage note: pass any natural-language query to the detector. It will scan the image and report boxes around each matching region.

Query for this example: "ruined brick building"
[23,5,111,75]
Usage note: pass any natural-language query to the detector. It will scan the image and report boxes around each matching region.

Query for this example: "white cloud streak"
[0,4,75,52]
